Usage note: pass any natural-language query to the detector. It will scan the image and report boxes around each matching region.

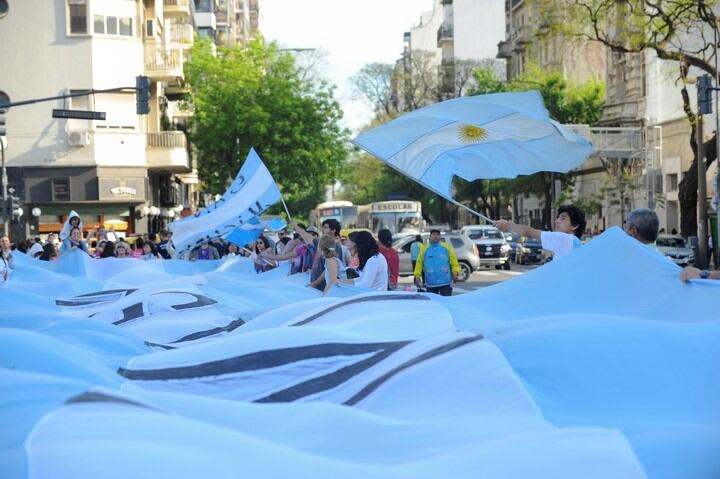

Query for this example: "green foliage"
[338,152,428,205]
[183,37,349,215]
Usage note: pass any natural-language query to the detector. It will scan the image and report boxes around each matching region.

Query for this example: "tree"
[183,37,348,216]
[350,63,397,120]
[536,0,720,237]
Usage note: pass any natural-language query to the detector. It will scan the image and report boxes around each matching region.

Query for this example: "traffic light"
[0,103,6,137]
[9,195,21,218]
[698,74,714,115]
[136,75,151,115]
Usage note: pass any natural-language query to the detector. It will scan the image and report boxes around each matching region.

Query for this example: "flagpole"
[450,199,496,225]
[280,195,293,222]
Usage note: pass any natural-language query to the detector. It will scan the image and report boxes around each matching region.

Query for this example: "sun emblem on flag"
[459,124,488,143]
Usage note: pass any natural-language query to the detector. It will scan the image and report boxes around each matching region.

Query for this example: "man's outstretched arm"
[495,220,541,240]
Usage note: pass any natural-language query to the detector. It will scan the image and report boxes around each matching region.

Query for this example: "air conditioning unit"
[68,131,90,146]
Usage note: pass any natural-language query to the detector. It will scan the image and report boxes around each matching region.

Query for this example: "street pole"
[714,26,720,268]
[697,114,708,269]
[1,138,7,235]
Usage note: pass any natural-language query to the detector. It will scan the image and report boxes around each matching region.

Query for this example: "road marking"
[453,286,472,294]
[504,271,523,276]
[476,271,499,276]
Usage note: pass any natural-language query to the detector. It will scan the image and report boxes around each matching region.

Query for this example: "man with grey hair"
[624,208,660,245]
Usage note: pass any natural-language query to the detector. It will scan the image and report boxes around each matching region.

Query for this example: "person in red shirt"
[377,229,399,290]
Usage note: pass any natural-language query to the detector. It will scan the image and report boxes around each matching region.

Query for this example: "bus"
[356,200,424,236]
[309,201,358,230]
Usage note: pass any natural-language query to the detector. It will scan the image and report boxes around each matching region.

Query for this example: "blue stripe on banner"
[225,219,286,248]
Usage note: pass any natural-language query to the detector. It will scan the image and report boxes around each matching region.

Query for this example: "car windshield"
[467,229,503,240]
[524,239,541,246]
[656,237,686,248]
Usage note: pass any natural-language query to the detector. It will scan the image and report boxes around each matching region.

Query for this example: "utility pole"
[714,27,720,268]
[697,114,708,269]
[1,138,6,235]
[698,74,716,268]
[0,100,6,235]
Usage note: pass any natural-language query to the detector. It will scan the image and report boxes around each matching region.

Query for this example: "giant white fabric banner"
[1,227,719,478]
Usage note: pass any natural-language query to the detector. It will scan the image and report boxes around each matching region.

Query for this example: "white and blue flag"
[169,148,282,255]
[352,91,592,199]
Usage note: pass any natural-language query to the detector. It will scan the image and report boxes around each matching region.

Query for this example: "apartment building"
[596,47,714,234]
[396,0,504,109]
[495,0,719,233]
[198,0,258,47]
[0,0,198,240]
[496,0,605,85]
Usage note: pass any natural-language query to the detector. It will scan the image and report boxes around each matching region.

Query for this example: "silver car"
[392,232,481,282]
[656,235,695,266]
[459,225,512,270]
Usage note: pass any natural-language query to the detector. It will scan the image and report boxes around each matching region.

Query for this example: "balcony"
[514,24,533,45]
[144,41,184,81]
[437,26,454,46]
[164,0,191,18]
[497,40,512,59]
[170,23,194,48]
[146,132,191,173]
[565,125,644,159]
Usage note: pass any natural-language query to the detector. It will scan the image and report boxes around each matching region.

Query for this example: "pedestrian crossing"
[475,270,523,276]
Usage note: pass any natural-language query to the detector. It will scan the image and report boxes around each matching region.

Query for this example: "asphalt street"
[398,263,542,295]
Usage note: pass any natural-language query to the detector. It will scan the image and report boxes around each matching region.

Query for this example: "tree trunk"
[542,173,553,230]
[679,133,717,238]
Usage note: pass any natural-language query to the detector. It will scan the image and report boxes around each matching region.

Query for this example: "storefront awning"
[38,205,131,217]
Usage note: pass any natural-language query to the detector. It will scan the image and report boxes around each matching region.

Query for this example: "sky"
[259,0,434,134]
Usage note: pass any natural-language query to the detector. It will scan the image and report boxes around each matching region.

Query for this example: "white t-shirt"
[540,231,582,259]
[356,254,388,291]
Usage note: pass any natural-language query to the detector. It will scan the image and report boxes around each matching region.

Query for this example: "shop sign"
[99,178,146,201]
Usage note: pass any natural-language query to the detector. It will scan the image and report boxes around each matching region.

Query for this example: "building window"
[666,173,678,192]
[94,15,105,34]
[68,0,88,34]
[119,17,132,36]
[95,15,133,37]
[195,0,213,12]
[107,16,118,35]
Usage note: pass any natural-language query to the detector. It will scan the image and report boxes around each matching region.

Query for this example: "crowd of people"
[1,205,718,290]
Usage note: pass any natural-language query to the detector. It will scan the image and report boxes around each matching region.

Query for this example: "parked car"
[393,232,480,282]
[459,225,511,270]
[514,237,544,264]
[656,235,695,266]
[504,232,521,258]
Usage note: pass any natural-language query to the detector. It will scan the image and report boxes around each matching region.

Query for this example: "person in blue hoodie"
[414,229,460,296]
[60,227,89,256]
